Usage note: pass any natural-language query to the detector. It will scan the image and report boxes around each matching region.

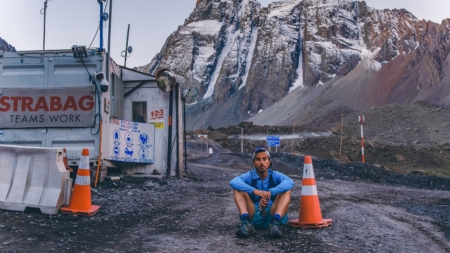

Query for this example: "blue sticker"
[124,147,133,158]
[139,148,148,159]
[113,130,120,141]
[139,133,149,144]
[113,146,120,157]
[125,132,133,143]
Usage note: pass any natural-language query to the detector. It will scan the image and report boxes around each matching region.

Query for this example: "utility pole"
[340,114,343,155]
[124,24,130,67]
[291,120,295,153]
[41,0,49,50]
[106,0,113,81]
[241,127,243,153]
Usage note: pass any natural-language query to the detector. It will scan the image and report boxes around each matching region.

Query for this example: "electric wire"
[90,83,102,136]
[79,56,93,81]
[79,56,102,135]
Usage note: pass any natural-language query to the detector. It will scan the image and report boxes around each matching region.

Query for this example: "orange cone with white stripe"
[61,148,100,216]
[289,156,332,228]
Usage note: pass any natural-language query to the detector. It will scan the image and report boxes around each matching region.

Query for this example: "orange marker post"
[62,148,73,172]
[359,114,365,163]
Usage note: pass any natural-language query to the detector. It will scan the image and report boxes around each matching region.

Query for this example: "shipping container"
[0,48,184,182]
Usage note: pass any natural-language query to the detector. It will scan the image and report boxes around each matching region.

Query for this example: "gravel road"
[0,152,449,252]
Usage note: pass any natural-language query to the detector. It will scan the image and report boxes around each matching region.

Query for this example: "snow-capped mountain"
[139,0,450,130]
[0,37,16,52]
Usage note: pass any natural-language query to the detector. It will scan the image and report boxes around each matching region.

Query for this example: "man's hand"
[259,196,268,208]
[253,189,271,207]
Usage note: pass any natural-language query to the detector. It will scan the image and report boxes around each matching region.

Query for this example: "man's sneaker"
[268,219,282,238]
[236,220,256,238]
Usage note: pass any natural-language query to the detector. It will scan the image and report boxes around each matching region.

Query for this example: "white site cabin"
[0,47,185,181]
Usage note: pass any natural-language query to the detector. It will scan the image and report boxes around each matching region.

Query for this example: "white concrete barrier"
[0,145,70,214]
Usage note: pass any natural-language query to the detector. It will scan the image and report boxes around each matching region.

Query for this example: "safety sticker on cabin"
[139,133,149,144]
[150,121,165,130]
[108,118,155,164]
[125,132,133,143]
[139,148,148,159]
[113,130,120,141]
[124,147,134,158]
[113,146,120,157]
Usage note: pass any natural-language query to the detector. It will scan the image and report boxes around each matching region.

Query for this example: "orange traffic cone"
[289,156,332,228]
[61,148,100,216]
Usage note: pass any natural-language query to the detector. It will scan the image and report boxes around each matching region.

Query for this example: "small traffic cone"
[289,156,332,228]
[61,148,100,216]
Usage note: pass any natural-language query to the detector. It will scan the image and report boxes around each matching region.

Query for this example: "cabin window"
[132,102,147,123]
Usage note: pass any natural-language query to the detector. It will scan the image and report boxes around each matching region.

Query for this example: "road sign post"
[198,135,208,153]
[266,135,280,152]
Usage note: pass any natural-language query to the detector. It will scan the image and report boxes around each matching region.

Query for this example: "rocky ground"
[0,103,449,252]
[0,148,449,252]
[194,102,450,178]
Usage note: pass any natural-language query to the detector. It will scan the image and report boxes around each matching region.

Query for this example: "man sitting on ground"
[230,147,294,238]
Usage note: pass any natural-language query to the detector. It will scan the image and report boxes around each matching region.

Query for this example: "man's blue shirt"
[230,168,294,205]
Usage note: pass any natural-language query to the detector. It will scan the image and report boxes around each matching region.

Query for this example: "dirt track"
[0,153,448,252]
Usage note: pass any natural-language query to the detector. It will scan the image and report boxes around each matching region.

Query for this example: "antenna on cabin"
[106,0,113,82]
[121,24,132,67]
[98,0,108,51]
[41,0,52,50]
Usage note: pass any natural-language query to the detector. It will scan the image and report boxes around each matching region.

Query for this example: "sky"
[0,0,449,68]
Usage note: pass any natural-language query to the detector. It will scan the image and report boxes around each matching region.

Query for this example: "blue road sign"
[266,135,280,147]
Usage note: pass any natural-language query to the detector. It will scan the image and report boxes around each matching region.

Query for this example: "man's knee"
[278,190,291,198]
[234,189,249,198]
[233,189,244,195]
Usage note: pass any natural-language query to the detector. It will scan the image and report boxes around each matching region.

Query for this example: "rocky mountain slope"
[139,0,450,131]
[0,37,15,52]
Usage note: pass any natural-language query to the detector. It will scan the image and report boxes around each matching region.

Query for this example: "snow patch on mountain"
[239,29,258,91]
[204,25,240,100]
[361,48,382,71]
[308,0,350,9]
[267,0,301,18]
[289,49,304,92]
[239,0,249,17]
[192,44,217,83]
[182,20,223,36]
